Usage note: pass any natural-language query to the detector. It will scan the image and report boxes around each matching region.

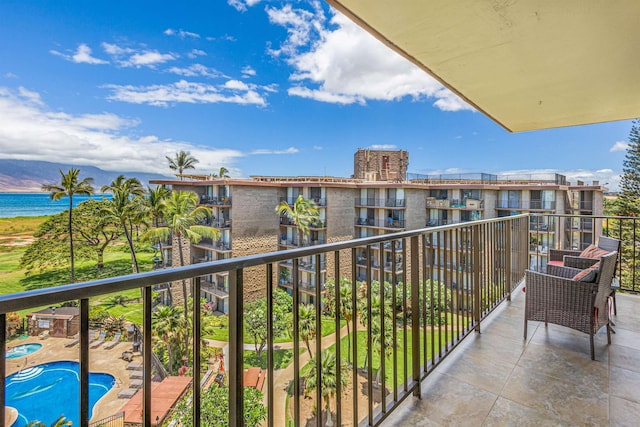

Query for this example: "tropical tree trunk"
[346,320,351,364]
[178,234,190,366]
[123,222,139,273]
[68,196,75,283]
[325,397,333,427]
[304,339,312,357]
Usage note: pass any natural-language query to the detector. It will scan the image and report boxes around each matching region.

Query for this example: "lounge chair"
[129,379,143,389]
[88,330,100,344]
[117,388,138,399]
[64,333,79,347]
[38,330,49,340]
[104,332,122,350]
[90,331,106,349]
[126,361,142,370]
[129,369,143,379]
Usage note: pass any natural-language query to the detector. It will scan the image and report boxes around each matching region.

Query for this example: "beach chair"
[90,331,106,349]
[88,330,100,344]
[117,388,138,399]
[38,330,49,340]
[129,379,143,389]
[104,332,122,350]
[64,333,79,347]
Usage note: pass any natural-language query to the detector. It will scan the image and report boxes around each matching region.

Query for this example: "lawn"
[244,348,297,370]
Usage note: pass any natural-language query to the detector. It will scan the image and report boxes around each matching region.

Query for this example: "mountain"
[0,159,171,192]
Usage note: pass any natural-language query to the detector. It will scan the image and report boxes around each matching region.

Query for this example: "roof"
[327,0,640,132]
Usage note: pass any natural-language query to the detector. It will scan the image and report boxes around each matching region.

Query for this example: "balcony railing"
[355,218,406,228]
[0,215,529,427]
[354,198,406,208]
[496,200,556,210]
[199,196,232,206]
[426,198,484,209]
[280,197,326,206]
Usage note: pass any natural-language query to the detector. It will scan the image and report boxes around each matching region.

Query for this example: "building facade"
[151,151,605,312]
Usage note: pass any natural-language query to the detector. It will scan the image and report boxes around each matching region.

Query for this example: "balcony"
[201,279,229,299]
[426,198,484,210]
[355,217,406,229]
[355,198,406,208]
[496,200,556,210]
[199,196,232,206]
[2,214,638,427]
[199,217,232,229]
[193,238,232,252]
[280,196,326,207]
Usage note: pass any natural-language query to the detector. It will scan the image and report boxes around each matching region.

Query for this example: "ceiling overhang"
[326,0,640,132]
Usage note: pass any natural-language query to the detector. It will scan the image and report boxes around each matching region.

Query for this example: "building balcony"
[426,198,484,209]
[355,217,406,229]
[192,238,232,252]
[280,196,326,207]
[201,279,229,299]
[496,200,556,210]
[1,214,637,427]
[355,198,406,208]
[199,217,232,229]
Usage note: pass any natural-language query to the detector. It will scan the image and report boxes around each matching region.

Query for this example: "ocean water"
[0,193,111,218]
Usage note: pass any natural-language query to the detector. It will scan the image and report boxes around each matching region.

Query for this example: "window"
[38,320,50,329]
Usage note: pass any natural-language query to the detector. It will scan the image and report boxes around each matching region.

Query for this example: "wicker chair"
[548,236,620,269]
[524,251,617,360]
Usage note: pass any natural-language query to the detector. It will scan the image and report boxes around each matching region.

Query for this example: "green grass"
[205,316,346,344]
[244,348,297,369]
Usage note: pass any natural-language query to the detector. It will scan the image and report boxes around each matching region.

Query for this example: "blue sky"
[0,0,633,190]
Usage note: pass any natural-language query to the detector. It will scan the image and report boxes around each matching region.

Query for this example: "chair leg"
[607,324,612,345]
[590,335,595,360]
[524,318,528,340]
[613,291,617,316]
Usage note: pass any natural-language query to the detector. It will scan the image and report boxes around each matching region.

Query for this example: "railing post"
[410,235,421,398]
[0,313,5,425]
[229,269,244,427]
[143,287,152,427]
[80,297,89,427]
[472,224,481,333]
[193,277,201,425]
[506,221,512,300]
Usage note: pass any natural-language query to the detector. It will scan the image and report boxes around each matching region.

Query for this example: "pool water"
[6,361,115,426]
[6,344,42,359]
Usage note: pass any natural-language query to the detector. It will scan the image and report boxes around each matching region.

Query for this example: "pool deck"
[5,334,139,422]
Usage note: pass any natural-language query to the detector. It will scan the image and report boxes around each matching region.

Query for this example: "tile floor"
[381,286,640,427]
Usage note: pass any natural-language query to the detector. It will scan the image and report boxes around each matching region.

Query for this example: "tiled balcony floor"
[381,286,640,427]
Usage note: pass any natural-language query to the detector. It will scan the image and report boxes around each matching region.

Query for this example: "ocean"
[0,193,112,218]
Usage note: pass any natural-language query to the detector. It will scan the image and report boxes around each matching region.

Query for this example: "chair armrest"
[548,249,581,262]
[564,256,599,269]
[546,264,582,278]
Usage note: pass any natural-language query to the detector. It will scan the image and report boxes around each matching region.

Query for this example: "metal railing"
[355,218,406,228]
[0,215,529,427]
[354,198,406,208]
[496,200,556,210]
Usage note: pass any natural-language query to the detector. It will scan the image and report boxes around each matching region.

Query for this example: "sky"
[0,0,634,191]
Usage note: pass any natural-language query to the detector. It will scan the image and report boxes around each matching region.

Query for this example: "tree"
[145,185,170,265]
[143,190,218,362]
[616,119,640,216]
[245,297,288,357]
[275,195,319,246]
[213,166,230,178]
[20,200,120,273]
[305,349,349,427]
[27,416,72,427]
[153,304,184,374]
[298,303,317,356]
[41,168,94,282]
[101,175,146,274]
[172,383,266,427]
[167,150,199,179]
[324,277,354,363]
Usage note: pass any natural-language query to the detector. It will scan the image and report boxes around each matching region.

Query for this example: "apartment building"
[151,150,605,311]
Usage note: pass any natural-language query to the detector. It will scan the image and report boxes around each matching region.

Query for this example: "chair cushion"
[547,260,564,267]
[579,244,610,259]
[572,262,600,282]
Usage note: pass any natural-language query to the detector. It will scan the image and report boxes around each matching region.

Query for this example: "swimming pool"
[5,361,115,427]
[6,344,42,359]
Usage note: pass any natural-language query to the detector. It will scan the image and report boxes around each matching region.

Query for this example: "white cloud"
[610,141,629,152]
[103,80,269,107]
[164,28,201,39]
[241,66,256,77]
[4,73,18,79]
[51,43,108,65]
[17,87,44,106]
[0,87,244,174]
[101,42,134,56]
[187,49,207,59]
[166,64,224,79]
[126,51,177,67]
[266,4,472,111]
[369,144,397,150]
[313,145,323,150]
[498,168,620,191]
[228,0,262,12]
[250,147,299,155]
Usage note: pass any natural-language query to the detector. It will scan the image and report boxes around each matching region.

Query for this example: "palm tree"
[298,303,317,356]
[146,185,170,265]
[306,349,349,427]
[324,277,354,363]
[42,168,94,283]
[167,150,198,179]
[27,416,72,427]
[143,190,219,363]
[101,175,145,273]
[275,195,319,246]
[153,304,183,374]
[212,166,230,178]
